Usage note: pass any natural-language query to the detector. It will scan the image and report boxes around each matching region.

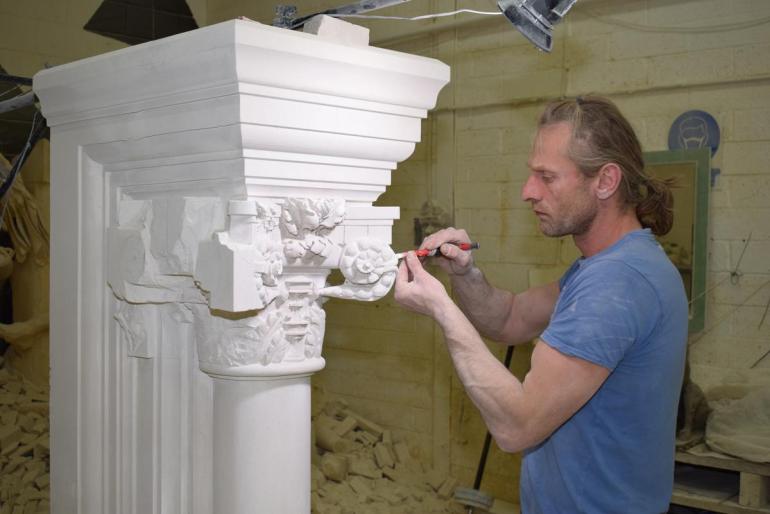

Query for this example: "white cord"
[331,5,770,33]
[332,8,502,21]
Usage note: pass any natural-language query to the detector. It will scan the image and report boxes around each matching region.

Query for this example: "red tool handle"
[414,241,479,257]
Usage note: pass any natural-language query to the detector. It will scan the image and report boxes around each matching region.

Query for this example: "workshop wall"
[1,0,768,508]
[0,0,123,76]
[0,0,208,76]
[215,0,770,505]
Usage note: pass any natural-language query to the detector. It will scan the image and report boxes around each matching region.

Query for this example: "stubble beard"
[538,194,598,238]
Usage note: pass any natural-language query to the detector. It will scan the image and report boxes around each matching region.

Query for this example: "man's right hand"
[420,227,475,276]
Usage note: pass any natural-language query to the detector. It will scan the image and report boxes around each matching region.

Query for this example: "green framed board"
[644,148,710,333]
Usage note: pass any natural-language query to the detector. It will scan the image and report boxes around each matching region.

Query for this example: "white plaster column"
[212,376,312,513]
[35,18,448,514]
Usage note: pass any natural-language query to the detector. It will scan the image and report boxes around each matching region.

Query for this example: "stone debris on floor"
[0,356,49,514]
[312,400,463,514]
[0,355,466,514]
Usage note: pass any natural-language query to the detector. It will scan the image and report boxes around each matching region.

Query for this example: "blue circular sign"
[668,110,720,156]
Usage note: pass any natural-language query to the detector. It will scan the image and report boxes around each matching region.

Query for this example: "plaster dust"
[0,355,50,514]
[312,400,465,514]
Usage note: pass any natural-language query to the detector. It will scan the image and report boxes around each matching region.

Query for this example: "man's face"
[522,122,598,237]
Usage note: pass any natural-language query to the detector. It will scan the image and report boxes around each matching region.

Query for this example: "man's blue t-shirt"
[520,229,688,514]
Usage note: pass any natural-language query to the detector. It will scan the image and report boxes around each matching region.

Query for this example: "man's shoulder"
[582,231,678,284]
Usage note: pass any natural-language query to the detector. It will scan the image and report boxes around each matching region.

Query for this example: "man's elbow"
[492,425,548,454]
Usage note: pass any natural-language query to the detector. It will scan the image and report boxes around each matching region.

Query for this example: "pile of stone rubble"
[0,356,49,514]
[312,400,462,514]
[0,357,466,514]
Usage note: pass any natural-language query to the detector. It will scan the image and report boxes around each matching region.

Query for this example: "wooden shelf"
[672,451,770,514]
[676,452,770,476]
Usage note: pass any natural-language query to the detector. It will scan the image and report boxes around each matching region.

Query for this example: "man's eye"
[542,175,554,183]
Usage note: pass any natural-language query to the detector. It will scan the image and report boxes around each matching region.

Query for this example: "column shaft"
[213,376,311,514]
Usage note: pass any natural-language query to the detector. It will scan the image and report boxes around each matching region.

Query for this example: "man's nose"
[521,174,539,203]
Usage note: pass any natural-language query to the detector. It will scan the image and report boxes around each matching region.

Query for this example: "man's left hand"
[394,252,452,319]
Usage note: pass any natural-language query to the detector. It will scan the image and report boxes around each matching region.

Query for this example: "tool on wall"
[454,344,516,513]
[273,0,578,52]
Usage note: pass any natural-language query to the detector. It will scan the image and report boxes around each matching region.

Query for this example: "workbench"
[672,448,770,514]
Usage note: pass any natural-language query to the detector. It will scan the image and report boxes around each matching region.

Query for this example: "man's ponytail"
[636,176,675,236]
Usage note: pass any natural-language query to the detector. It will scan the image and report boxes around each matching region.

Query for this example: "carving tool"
[395,241,479,260]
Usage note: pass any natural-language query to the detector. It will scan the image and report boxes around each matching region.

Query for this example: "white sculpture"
[34,17,448,514]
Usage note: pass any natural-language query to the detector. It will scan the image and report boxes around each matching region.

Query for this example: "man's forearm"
[433,300,531,452]
[450,266,515,342]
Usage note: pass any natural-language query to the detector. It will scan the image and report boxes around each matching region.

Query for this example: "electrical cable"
[0,86,20,101]
[0,73,32,86]
[582,10,770,34]
[0,91,36,115]
[332,8,502,21]
[317,4,770,33]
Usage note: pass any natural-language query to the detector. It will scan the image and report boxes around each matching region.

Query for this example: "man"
[394,96,688,513]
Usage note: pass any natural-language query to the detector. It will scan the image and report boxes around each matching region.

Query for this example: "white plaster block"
[303,15,369,47]
[368,226,392,243]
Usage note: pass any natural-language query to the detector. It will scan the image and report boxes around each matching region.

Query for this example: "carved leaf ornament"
[108,196,397,370]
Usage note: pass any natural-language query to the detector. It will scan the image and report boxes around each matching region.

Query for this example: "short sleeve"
[541,260,660,370]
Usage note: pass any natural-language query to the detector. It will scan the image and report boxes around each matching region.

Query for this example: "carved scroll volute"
[319,237,398,302]
[278,198,398,303]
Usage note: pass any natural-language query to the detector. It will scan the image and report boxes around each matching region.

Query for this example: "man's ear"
[596,163,622,200]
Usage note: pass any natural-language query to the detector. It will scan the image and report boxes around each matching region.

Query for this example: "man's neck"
[573,208,643,258]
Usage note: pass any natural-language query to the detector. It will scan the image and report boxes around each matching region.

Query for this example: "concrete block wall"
[207,0,770,505]
[276,0,770,505]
